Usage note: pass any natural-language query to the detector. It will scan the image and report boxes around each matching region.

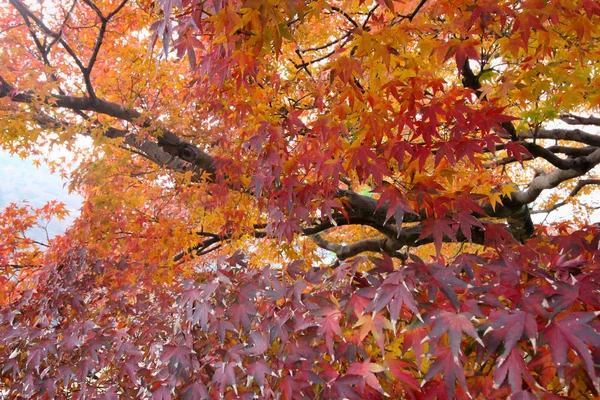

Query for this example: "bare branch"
[545,145,596,157]
[297,31,353,53]
[107,0,129,19]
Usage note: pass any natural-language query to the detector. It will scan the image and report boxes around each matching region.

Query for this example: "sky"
[0,151,82,242]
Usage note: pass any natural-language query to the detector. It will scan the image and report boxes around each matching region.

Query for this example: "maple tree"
[1,0,600,398]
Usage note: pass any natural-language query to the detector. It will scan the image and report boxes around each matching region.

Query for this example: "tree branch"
[0,76,217,176]
[310,234,405,260]
[531,179,600,215]
[560,114,600,126]
[511,149,600,205]
[522,142,582,170]
[520,128,600,147]
[9,0,92,97]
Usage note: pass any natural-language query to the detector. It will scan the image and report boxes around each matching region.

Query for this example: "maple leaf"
[347,360,387,394]
[247,359,274,391]
[314,304,344,356]
[180,381,210,400]
[327,375,363,400]
[453,212,484,242]
[353,311,393,354]
[423,347,469,398]
[542,311,600,385]
[509,391,539,400]
[385,357,419,389]
[423,263,472,310]
[243,331,269,356]
[364,270,422,331]
[212,361,239,395]
[151,385,171,400]
[418,217,457,255]
[423,310,484,360]
[484,309,538,364]
[284,338,319,364]
[545,279,580,318]
[493,348,537,392]
[161,344,192,376]
[400,325,428,367]
[505,141,532,164]
[484,223,517,248]
[226,299,257,330]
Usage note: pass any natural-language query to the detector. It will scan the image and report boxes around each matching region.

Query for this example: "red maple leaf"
[212,361,239,395]
[161,344,192,375]
[346,360,386,394]
[314,304,344,356]
[423,311,483,360]
[542,311,600,384]
[453,212,484,242]
[423,347,469,398]
[493,348,537,392]
[364,270,421,331]
[424,263,471,310]
[484,309,538,364]
[385,358,419,389]
[247,360,274,391]
[419,217,457,255]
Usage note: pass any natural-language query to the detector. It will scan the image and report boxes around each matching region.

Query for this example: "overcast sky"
[0,151,82,242]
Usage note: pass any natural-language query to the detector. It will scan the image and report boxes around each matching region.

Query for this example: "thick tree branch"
[310,220,492,260]
[560,114,600,126]
[310,234,405,260]
[511,149,600,205]
[0,76,217,176]
[520,128,600,147]
[522,142,583,170]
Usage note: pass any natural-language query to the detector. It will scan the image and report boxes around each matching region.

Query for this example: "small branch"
[8,264,41,269]
[9,0,90,95]
[531,179,600,215]
[293,49,336,69]
[330,6,359,28]
[362,5,379,29]
[485,154,533,168]
[107,0,129,19]
[0,75,217,176]
[297,31,353,53]
[86,19,109,101]
[81,0,106,20]
[545,145,596,157]
[399,0,429,21]
[83,0,129,101]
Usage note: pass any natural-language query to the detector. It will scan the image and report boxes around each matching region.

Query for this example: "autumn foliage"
[1,0,600,398]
